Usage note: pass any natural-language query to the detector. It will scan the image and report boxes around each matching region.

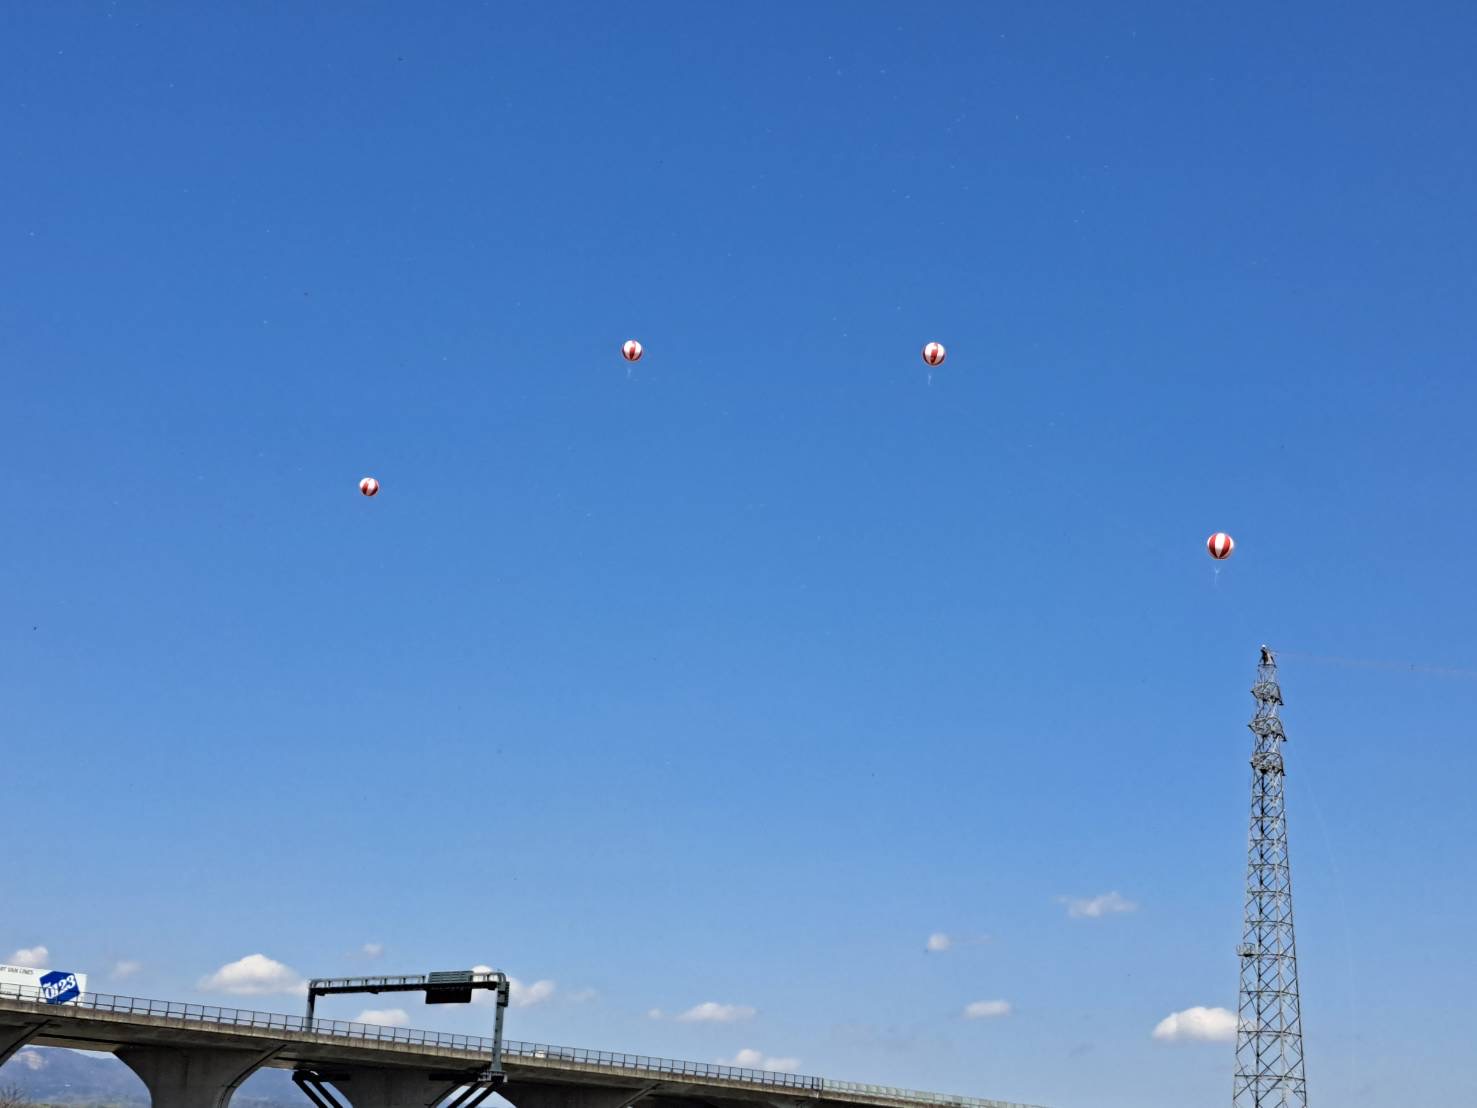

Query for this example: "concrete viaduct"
[0,989,1044,1108]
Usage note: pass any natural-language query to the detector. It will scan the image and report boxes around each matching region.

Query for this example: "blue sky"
[3,4,1476,1107]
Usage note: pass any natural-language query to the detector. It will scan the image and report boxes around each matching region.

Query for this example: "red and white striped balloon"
[359,476,379,497]
[1207,532,1234,560]
[622,339,643,362]
[922,341,947,367]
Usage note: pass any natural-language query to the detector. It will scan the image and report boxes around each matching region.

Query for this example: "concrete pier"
[0,1020,44,1067]
[502,1082,660,1108]
[322,1067,463,1108]
[117,1045,279,1108]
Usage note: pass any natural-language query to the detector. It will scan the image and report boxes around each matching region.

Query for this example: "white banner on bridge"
[0,963,88,1005]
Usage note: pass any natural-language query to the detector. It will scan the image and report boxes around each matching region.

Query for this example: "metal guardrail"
[0,984,1044,1108]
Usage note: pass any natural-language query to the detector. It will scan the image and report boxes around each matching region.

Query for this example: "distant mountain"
[0,1046,300,1107]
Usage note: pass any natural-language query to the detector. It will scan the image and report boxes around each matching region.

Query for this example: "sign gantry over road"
[302,969,510,1106]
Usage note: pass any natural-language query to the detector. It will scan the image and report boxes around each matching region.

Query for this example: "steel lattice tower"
[1233,646,1307,1108]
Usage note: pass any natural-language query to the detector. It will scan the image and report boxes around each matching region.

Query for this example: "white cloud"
[8,946,49,968]
[1061,891,1138,919]
[361,943,384,959]
[111,960,142,980]
[354,1008,410,1027]
[14,1049,45,1071]
[963,1000,1012,1020]
[568,988,598,1004]
[678,1001,757,1023]
[647,1008,664,1020]
[511,978,556,1008]
[199,954,306,996]
[925,932,989,952]
[1152,1006,1237,1043]
[721,1049,801,1073]
[470,967,556,1008]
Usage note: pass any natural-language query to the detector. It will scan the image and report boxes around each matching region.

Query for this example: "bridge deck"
[0,987,1043,1108]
